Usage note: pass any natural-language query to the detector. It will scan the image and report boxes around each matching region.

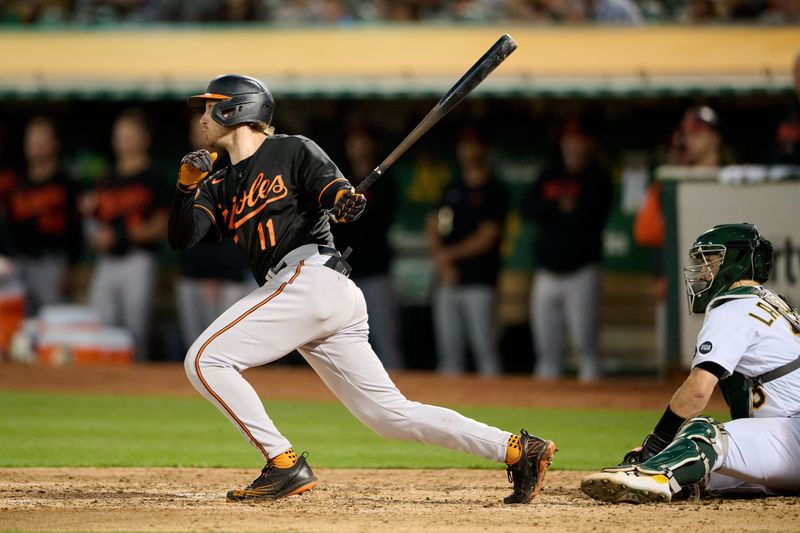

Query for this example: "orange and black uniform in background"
[0,168,82,260]
[91,169,170,257]
[85,108,170,361]
[85,165,170,360]
[0,162,83,315]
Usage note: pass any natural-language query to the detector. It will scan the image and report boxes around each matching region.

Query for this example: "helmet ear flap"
[753,234,773,282]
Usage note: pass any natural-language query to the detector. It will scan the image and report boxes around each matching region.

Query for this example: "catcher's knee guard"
[633,416,728,495]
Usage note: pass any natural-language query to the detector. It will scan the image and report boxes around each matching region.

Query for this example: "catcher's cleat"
[226,454,318,502]
[581,471,673,504]
[503,429,558,504]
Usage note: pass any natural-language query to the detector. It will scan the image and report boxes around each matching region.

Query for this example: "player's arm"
[440,185,506,262]
[668,366,719,418]
[426,211,444,255]
[621,367,719,464]
[520,170,558,223]
[297,137,366,223]
[129,209,168,246]
[168,150,220,251]
[439,221,502,262]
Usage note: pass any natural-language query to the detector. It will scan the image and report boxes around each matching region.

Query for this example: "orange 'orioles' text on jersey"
[168,135,352,285]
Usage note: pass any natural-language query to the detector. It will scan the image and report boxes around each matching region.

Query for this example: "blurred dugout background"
[0,1,798,374]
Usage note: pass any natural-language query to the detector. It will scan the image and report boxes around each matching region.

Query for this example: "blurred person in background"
[175,117,252,352]
[332,122,403,369]
[0,116,83,315]
[82,108,170,361]
[220,0,266,21]
[679,0,722,22]
[763,0,800,23]
[265,0,349,23]
[724,0,769,19]
[1,0,73,24]
[522,114,612,381]
[581,0,643,23]
[773,52,800,164]
[634,104,726,375]
[72,0,150,23]
[152,0,225,21]
[667,105,724,167]
[427,124,507,376]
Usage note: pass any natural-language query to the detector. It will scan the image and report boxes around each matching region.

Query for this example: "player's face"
[112,116,151,158]
[560,132,593,173]
[24,120,59,163]
[696,252,722,281]
[199,101,232,148]
[684,246,724,289]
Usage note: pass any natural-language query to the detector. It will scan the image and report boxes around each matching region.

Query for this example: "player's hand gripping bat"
[355,33,518,194]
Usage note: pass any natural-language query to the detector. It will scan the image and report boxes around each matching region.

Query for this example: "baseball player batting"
[581,223,800,503]
[168,74,556,503]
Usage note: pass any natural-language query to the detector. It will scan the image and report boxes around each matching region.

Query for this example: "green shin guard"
[635,417,728,493]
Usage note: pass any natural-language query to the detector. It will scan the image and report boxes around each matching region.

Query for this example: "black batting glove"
[330,187,366,223]
[622,432,671,464]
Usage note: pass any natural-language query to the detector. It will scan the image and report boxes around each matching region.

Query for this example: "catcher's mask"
[684,223,773,314]
[187,74,274,128]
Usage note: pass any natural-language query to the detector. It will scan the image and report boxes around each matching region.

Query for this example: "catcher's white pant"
[709,416,800,495]
[184,244,511,462]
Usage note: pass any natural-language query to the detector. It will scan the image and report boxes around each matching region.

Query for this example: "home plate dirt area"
[1,364,797,533]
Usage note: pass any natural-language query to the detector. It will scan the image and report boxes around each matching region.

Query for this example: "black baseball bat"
[355,33,518,194]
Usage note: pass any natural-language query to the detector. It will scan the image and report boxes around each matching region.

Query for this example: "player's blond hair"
[249,121,274,136]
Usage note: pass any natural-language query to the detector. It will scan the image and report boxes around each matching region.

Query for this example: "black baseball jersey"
[169,134,350,284]
[93,167,172,256]
[437,178,508,286]
[0,169,83,261]
[521,162,612,273]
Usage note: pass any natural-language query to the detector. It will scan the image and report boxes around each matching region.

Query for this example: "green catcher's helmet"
[684,223,773,314]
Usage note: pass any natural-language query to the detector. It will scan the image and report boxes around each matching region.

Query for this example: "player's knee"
[183,340,203,381]
[365,417,410,441]
[676,416,728,461]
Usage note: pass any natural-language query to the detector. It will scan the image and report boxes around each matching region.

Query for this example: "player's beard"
[204,124,233,153]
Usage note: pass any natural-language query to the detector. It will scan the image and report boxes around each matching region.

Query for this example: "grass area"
[0,390,727,470]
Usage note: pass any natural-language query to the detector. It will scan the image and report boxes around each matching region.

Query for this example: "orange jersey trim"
[317,177,348,206]
[193,262,305,460]
[195,204,222,241]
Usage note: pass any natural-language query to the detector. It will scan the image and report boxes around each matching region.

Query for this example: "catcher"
[582,223,800,503]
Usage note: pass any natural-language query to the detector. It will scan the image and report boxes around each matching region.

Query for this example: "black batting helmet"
[187,74,274,128]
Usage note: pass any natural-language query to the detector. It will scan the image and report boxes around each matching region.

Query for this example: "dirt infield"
[3,467,798,533]
[1,363,796,533]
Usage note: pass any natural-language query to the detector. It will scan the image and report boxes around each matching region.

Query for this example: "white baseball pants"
[184,244,511,462]
[709,416,800,495]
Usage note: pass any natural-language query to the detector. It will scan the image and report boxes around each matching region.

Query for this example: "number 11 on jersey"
[257,218,276,250]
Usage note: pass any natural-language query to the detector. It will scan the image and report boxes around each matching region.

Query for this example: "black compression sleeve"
[695,361,727,379]
[652,406,686,443]
[168,186,213,251]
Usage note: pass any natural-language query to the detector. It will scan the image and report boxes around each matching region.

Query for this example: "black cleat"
[504,429,558,504]
[226,454,318,502]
